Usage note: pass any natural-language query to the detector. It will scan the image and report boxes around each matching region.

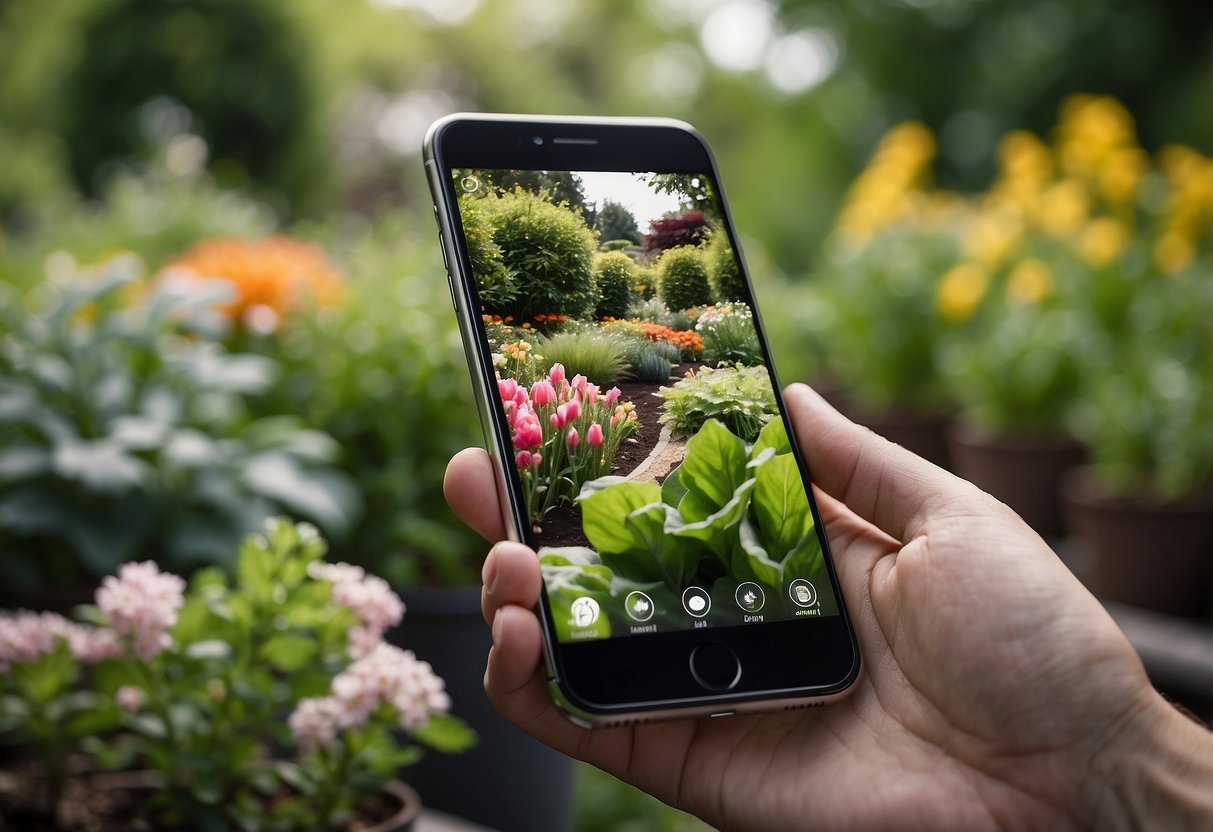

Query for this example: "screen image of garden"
[453,169,839,642]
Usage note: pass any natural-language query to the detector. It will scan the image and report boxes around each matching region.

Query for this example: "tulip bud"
[587,423,604,447]
[567,427,580,448]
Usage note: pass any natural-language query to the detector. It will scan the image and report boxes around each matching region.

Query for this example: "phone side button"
[689,642,742,692]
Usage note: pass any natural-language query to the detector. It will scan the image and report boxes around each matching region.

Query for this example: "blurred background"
[1,0,1211,829]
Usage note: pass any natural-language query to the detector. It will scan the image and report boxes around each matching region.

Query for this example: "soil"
[532,362,699,549]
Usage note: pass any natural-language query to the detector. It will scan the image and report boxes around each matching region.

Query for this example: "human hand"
[445,384,1213,831]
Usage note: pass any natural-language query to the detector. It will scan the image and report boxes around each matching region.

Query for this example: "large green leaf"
[751,416,791,458]
[579,480,697,586]
[735,517,785,587]
[665,477,756,563]
[676,419,748,519]
[752,451,814,560]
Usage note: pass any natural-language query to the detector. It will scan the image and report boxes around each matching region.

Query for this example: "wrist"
[1085,690,1213,830]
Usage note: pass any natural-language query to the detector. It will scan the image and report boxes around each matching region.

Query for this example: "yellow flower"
[1006,259,1054,305]
[1035,179,1090,236]
[965,202,1023,266]
[1079,218,1131,268]
[164,236,343,324]
[998,131,1052,182]
[1154,232,1195,275]
[936,263,989,323]
[1097,147,1148,205]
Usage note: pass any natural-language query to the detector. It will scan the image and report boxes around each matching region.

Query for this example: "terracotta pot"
[947,424,1086,538]
[1062,468,1213,618]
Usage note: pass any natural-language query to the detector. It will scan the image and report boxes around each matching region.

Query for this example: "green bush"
[631,265,659,301]
[0,258,359,594]
[658,246,713,311]
[706,229,746,302]
[657,364,778,442]
[482,189,596,320]
[458,195,516,311]
[631,345,674,382]
[536,329,631,386]
[627,296,669,322]
[696,302,763,366]
[592,251,635,320]
[599,239,632,252]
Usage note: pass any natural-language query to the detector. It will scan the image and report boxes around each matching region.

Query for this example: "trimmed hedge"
[658,245,713,311]
[707,229,746,302]
[592,251,635,320]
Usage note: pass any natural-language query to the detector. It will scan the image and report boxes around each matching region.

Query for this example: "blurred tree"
[595,200,642,245]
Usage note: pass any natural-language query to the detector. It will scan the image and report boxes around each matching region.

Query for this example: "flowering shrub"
[499,363,640,524]
[694,301,762,366]
[0,519,473,829]
[634,321,703,360]
[492,338,547,386]
[657,365,778,442]
[162,235,344,330]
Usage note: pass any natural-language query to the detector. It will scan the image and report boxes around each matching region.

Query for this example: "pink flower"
[571,374,588,396]
[288,696,342,752]
[325,643,451,734]
[587,384,599,406]
[567,427,580,448]
[564,398,581,421]
[604,387,621,406]
[548,363,566,384]
[550,411,564,429]
[512,414,543,450]
[530,380,557,406]
[498,378,518,402]
[587,423,604,447]
[309,562,406,657]
[116,685,144,713]
[531,452,542,466]
[96,561,186,661]
[516,450,532,468]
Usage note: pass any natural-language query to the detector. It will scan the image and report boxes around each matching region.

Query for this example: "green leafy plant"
[478,188,597,320]
[0,256,359,594]
[657,365,778,442]
[657,245,713,312]
[541,419,833,641]
[0,519,474,830]
[536,329,630,387]
[629,343,675,383]
[627,295,667,321]
[705,229,745,302]
[458,195,516,311]
[695,301,763,366]
[591,251,635,320]
[631,265,659,302]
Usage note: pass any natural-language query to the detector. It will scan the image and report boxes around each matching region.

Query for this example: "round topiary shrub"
[632,265,658,301]
[707,229,747,302]
[484,190,596,320]
[592,251,635,320]
[658,246,713,311]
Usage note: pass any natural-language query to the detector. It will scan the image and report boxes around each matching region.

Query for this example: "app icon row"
[617,579,819,622]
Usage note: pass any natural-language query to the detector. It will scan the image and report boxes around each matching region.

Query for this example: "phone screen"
[450,167,840,645]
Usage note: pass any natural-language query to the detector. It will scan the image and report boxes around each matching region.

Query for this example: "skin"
[445,384,1213,831]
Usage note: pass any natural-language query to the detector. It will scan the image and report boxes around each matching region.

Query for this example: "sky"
[576,171,686,229]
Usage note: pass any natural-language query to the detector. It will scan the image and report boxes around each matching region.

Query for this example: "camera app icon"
[681,586,711,619]
[788,579,818,608]
[624,591,655,622]
[570,596,601,628]
[734,582,765,613]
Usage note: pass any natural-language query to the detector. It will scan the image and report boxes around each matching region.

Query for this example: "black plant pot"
[392,586,575,832]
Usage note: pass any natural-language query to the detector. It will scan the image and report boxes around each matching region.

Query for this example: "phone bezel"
[424,114,861,721]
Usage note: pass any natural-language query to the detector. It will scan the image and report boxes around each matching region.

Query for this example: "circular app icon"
[788,579,818,608]
[460,175,481,194]
[570,597,600,628]
[681,586,711,618]
[624,591,655,622]
[735,582,765,613]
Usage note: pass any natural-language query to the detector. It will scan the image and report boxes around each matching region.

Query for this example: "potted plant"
[0,518,474,830]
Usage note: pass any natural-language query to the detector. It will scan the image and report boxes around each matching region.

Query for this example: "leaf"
[242,452,360,534]
[260,633,317,672]
[185,639,233,661]
[660,461,688,507]
[578,480,698,586]
[52,439,151,494]
[665,478,756,562]
[411,714,478,752]
[676,419,748,520]
[751,451,814,560]
[735,517,785,587]
[0,444,49,482]
[751,416,791,458]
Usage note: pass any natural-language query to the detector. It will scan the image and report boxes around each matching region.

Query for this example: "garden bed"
[532,362,699,548]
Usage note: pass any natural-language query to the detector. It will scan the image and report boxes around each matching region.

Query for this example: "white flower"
[288,696,342,752]
[96,561,186,660]
[116,685,144,713]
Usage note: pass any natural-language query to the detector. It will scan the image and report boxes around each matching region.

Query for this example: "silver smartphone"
[424,114,860,726]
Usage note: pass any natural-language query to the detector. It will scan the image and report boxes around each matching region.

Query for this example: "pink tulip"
[604,387,621,406]
[564,398,580,422]
[550,412,564,429]
[587,423,604,447]
[498,378,518,402]
[587,384,599,406]
[530,380,557,406]
[549,363,566,384]
[513,389,528,406]
[515,450,532,468]
[571,374,588,396]
[532,453,542,466]
[567,427,579,448]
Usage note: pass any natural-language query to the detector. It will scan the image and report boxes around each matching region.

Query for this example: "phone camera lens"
[460,175,480,194]
[532,136,544,146]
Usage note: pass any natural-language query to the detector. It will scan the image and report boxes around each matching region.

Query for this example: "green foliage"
[599,238,633,252]
[595,199,642,245]
[574,764,713,832]
[457,195,515,311]
[480,189,597,320]
[627,295,670,322]
[658,245,713,311]
[705,228,746,302]
[631,266,659,302]
[657,365,778,442]
[60,0,328,215]
[592,251,635,320]
[536,329,630,386]
[630,343,675,383]
[543,419,832,640]
[0,258,359,593]
[245,214,483,587]
[695,302,763,366]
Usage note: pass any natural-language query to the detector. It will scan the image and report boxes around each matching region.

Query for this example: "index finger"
[444,447,509,542]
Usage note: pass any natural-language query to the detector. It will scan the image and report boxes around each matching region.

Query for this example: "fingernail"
[491,607,505,644]
[482,552,498,594]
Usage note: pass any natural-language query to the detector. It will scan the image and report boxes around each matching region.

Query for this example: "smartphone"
[423,114,860,726]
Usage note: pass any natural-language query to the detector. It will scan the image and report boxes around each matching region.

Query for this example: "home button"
[689,642,742,691]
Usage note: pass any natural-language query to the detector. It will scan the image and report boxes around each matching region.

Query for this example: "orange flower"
[164,236,344,325]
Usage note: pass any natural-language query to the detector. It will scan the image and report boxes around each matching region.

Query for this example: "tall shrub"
[658,245,713,311]
[483,190,596,320]
[458,195,515,312]
[706,229,746,302]
[592,251,635,319]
